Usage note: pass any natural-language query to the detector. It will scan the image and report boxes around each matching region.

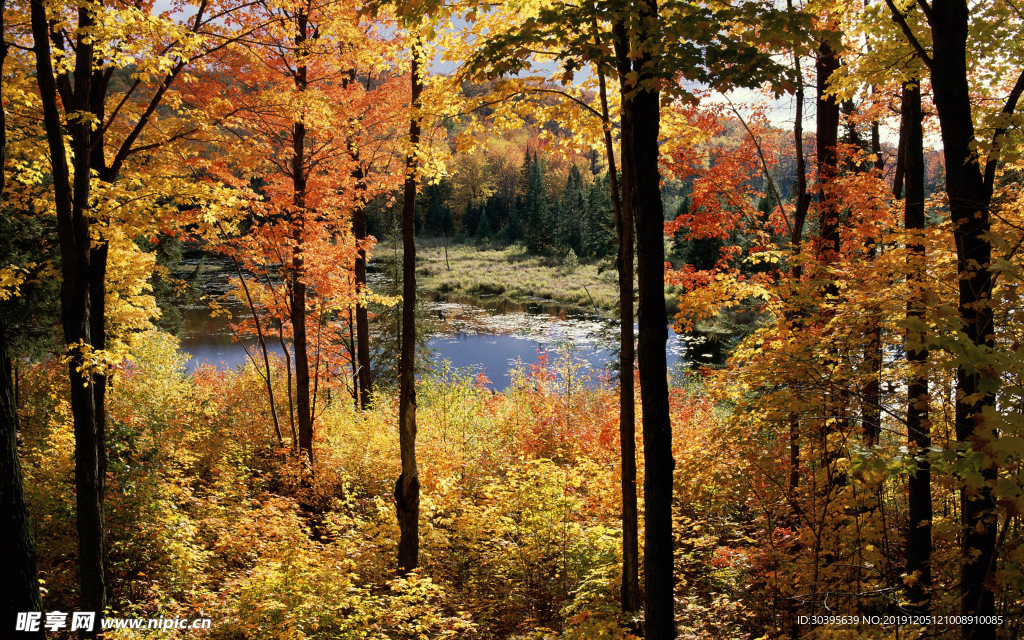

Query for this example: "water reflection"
[175,258,726,383]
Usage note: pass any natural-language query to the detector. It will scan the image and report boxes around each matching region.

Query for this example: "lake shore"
[414,239,623,312]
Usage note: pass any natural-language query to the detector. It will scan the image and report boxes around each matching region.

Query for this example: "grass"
[415,239,623,311]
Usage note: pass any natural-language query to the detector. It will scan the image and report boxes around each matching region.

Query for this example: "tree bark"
[901,79,932,615]
[788,34,809,495]
[0,9,45,628]
[396,40,423,573]
[815,39,841,264]
[601,16,639,614]
[927,4,998,636]
[0,316,44,638]
[614,1,674,635]
[292,12,313,466]
[351,161,372,409]
[29,0,107,626]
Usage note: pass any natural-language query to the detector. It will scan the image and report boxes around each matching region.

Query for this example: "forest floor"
[415,239,624,311]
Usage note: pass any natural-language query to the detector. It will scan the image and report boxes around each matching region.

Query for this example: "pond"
[174,255,726,388]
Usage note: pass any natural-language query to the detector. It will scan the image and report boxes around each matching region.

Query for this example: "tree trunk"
[901,79,932,615]
[292,14,313,466]
[787,19,809,497]
[225,245,283,445]
[860,108,886,448]
[928,4,997,636]
[278,319,298,450]
[29,1,107,626]
[0,315,44,639]
[351,161,372,409]
[0,11,45,628]
[396,41,423,573]
[615,2,675,635]
[814,38,844,498]
[352,197,372,409]
[815,39,841,264]
[601,16,639,613]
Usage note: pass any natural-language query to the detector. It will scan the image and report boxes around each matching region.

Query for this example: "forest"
[0,0,1023,638]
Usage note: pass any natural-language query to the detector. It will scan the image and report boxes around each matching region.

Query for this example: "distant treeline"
[366,101,947,265]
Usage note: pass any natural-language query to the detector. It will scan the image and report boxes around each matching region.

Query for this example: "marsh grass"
[416,239,623,311]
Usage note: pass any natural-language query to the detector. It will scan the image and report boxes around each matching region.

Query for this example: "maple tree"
[184,0,408,463]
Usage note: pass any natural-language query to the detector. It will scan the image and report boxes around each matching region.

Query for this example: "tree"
[901,77,932,617]
[882,2,1024,634]
[612,5,675,634]
[25,0,265,618]
[396,35,424,573]
[523,151,552,253]
[582,174,613,258]
[0,4,44,627]
[195,0,405,461]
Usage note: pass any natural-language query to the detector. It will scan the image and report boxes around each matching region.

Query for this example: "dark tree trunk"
[614,1,674,635]
[860,108,886,448]
[292,15,313,466]
[603,17,639,613]
[351,161,372,409]
[815,40,841,264]
[928,4,997,636]
[788,41,809,495]
[396,43,423,573]
[0,10,45,629]
[0,316,44,639]
[29,1,107,627]
[901,79,932,615]
[814,38,844,498]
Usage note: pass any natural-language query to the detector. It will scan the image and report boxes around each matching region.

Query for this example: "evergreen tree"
[475,204,491,240]
[582,174,614,258]
[462,200,481,237]
[502,198,525,243]
[522,150,551,253]
[422,180,454,236]
[669,196,692,258]
[555,164,586,256]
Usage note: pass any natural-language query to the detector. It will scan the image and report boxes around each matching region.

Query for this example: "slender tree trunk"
[224,244,283,445]
[348,308,359,407]
[396,40,423,573]
[0,10,45,628]
[597,15,638,613]
[783,28,809,634]
[928,4,998,636]
[787,24,809,497]
[815,40,841,264]
[30,1,107,627]
[279,319,298,450]
[861,106,886,448]
[292,14,313,466]
[615,2,674,635]
[352,163,372,408]
[901,79,932,615]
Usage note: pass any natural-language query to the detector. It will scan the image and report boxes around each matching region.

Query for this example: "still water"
[176,258,722,388]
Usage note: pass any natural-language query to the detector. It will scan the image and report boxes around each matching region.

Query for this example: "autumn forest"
[0,0,1022,638]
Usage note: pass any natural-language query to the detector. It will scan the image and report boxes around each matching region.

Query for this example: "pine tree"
[475,204,491,240]
[462,201,481,237]
[522,150,551,253]
[556,164,586,256]
[582,173,614,258]
[502,198,524,243]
